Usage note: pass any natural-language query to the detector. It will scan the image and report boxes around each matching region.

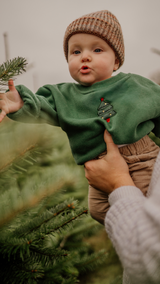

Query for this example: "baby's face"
[68,33,119,86]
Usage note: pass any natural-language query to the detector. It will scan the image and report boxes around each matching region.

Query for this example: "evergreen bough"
[0,120,109,284]
[0,57,27,89]
[0,57,117,283]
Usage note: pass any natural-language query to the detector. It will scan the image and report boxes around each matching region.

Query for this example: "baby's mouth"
[80,65,90,73]
[82,66,88,70]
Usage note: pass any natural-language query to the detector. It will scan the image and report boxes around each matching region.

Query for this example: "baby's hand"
[0,79,24,122]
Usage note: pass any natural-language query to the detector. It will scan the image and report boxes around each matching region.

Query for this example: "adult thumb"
[104,130,119,154]
[8,79,16,92]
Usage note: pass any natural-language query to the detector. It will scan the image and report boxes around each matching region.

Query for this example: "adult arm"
[85,131,160,283]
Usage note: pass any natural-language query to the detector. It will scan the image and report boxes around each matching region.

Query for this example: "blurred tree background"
[0,119,122,284]
[0,57,123,283]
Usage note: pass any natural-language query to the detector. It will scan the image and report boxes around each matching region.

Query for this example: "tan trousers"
[88,135,160,225]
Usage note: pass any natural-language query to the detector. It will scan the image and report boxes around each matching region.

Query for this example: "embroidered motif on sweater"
[98,98,116,122]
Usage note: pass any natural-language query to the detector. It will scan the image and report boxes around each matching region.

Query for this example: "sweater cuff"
[7,85,41,123]
[7,107,27,120]
[108,186,144,206]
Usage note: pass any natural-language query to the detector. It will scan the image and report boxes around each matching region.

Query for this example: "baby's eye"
[94,48,102,53]
[73,50,81,54]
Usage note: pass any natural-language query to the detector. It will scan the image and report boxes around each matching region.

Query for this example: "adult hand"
[0,79,24,122]
[84,130,135,194]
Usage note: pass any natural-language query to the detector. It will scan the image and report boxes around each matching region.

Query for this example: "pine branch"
[0,57,27,90]
[0,179,72,227]
[26,207,88,245]
[75,249,109,273]
[0,121,111,283]
[13,199,77,238]
[59,218,101,248]
[40,208,88,238]
[29,246,68,257]
[0,144,35,173]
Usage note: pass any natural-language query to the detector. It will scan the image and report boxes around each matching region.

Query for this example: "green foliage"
[149,132,160,147]
[0,120,108,283]
[0,57,27,89]
[0,57,122,283]
[110,275,122,284]
[0,199,88,283]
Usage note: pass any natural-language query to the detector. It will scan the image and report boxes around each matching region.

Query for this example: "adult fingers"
[84,159,99,180]
[84,159,94,174]
[104,130,120,155]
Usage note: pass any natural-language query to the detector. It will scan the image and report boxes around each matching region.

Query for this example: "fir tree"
[0,58,109,283]
[97,98,116,123]
[0,120,109,284]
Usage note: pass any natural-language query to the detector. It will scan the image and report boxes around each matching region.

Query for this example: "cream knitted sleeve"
[105,152,160,284]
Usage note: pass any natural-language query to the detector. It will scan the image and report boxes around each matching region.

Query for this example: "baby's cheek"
[68,60,76,74]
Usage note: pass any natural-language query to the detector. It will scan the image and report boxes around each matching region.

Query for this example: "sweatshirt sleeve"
[105,152,160,284]
[7,85,60,126]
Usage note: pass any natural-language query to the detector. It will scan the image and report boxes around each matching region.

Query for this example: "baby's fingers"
[0,110,7,122]
[8,79,16,92]
[0,99,9,122]
[0,93,6,100]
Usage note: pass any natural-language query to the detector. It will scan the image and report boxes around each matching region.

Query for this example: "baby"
[0,10,160,224]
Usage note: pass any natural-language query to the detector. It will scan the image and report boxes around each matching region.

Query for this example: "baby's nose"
[81,52,91,62]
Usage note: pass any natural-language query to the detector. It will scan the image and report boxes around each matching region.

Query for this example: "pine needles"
[0,57,27,89]
[0,121,109,283]
[0,57,121,283]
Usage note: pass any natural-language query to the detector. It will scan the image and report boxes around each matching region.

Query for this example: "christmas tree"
[0,58,109,283]
[97,98,116,123]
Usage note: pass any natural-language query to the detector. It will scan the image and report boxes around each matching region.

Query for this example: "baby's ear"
[113,58,119,71]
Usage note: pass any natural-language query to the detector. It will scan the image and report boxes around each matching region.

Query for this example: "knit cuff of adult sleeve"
[108,186,144,206]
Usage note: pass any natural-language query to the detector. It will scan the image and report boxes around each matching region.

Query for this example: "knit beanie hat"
[63,10,125,69]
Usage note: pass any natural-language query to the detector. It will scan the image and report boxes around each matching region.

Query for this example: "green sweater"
[8,72,160,165]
